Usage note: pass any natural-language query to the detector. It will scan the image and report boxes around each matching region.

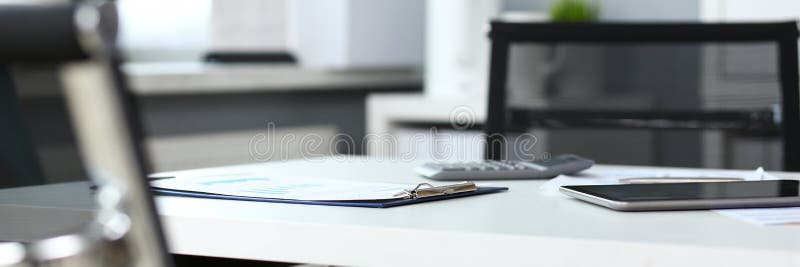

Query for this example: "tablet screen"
[564,180,800,201]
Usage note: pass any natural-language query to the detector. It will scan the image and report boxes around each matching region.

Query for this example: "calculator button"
[517,162,547,171]
[494,162,514,170]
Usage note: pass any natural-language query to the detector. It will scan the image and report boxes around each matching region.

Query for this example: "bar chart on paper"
[150,175,415,201]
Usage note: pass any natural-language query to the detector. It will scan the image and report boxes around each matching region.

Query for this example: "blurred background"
[3,0,800,188]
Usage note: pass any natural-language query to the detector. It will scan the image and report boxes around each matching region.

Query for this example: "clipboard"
[152,182,508,208]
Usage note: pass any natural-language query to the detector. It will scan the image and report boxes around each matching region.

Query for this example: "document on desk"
[151,176,412,201]
[715,207,800,226]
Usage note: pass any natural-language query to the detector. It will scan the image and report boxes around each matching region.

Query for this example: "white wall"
[702,0,800,22]
[600,0,698,21]
[504,0,700,21]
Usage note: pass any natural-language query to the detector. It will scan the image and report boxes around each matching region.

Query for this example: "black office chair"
[0,2,169,266]
[0,66,45,188]
[484,22,800,171]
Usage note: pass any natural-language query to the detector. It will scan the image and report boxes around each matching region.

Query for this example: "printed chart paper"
[151,175,414,201]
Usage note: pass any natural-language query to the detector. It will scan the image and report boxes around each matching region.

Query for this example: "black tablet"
[560,180,800,211]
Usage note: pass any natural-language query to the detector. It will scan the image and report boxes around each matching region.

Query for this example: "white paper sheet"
[715,207,800,226]
[540,167,777,193]
[151,175,415,201]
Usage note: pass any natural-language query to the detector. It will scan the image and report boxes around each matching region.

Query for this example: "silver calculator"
[415,154,594,180]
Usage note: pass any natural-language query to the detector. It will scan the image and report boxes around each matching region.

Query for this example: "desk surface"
[2,158,800,266]
[123,62,422,96]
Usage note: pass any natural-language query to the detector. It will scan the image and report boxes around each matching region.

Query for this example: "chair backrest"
[0,2,170,267]
[484,22,800,171]
[0,65,45,188]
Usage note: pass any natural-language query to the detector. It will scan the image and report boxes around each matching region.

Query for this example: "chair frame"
[484,21,800,171]
[0,3,170,266]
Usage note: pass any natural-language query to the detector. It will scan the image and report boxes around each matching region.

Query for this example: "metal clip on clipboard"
[403,182,478,199]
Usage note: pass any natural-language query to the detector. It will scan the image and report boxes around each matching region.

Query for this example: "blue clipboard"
[152,186,508,208]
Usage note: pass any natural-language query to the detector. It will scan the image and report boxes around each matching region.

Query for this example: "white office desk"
[2,158,800,266]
